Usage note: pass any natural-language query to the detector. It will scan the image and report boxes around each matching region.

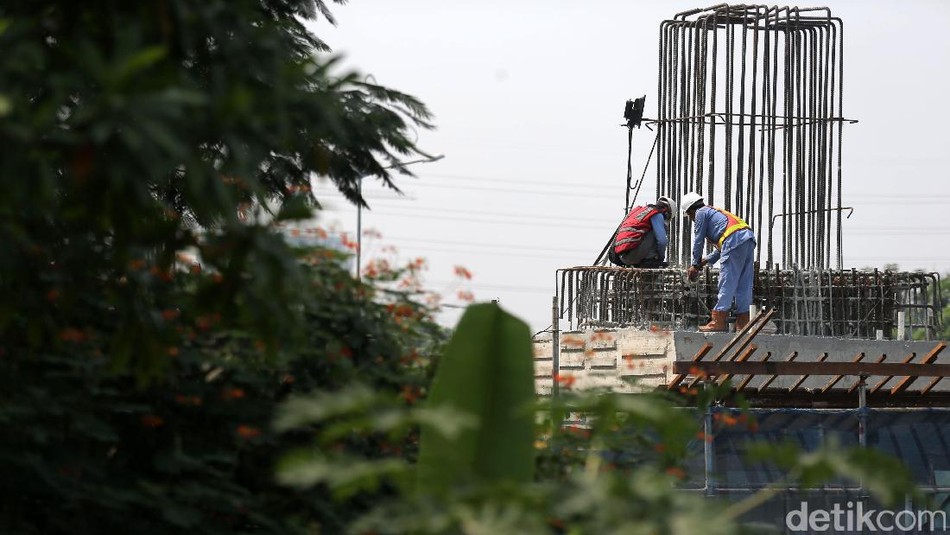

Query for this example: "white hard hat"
[656,196,677,218]
[681,192,704,215]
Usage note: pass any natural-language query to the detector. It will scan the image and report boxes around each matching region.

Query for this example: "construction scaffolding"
[557,266,943,340]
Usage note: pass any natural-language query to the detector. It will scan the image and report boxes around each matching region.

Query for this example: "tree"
[0,1,445,532]
[0,0,432,376]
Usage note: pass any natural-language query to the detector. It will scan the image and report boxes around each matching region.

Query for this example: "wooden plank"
[870,352,916,394]
[736,351,770,391]
[718,344,757,385]
[758,351,797,392]
[848,354,886,394]
[787,353,828,392]
[688,309,775,389]
[709,308,775,362]
[674,359,950,377]
[892,342,948,395]
[667,342,713,390]
[921,377,945,396]
[820,352,864,394]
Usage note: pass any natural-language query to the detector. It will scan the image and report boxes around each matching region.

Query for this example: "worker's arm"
[705,247,721,266]
[649,213,668,261]
[690,209,709,267]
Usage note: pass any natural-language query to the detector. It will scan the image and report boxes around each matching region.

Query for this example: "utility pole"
[355,154,444,279]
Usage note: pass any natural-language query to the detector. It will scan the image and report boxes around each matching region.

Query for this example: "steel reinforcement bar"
[653,5,854,270]
[556,266,942,339]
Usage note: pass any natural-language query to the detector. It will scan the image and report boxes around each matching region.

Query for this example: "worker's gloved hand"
[687,265,700,282]
[687,258,706,282]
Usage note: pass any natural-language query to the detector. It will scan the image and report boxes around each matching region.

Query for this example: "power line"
[324,207,611,230]
[314,194,619,225]
[375,235,595,254]
[362,243,591,261]
[322,181,618,200]
[427,280,552,294]
[355,203,614,225]
[416,172,621,191]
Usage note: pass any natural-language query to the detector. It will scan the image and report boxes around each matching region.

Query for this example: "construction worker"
[608,196,677,268]
[681,192,756,332]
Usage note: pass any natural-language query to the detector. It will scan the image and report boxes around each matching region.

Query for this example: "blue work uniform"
[690,206,756,313]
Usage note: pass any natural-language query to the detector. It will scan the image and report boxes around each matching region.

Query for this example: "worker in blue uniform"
[681,192,756,332]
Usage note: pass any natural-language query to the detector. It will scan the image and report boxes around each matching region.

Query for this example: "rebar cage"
[557,266,943,340]
[652,5,851,270]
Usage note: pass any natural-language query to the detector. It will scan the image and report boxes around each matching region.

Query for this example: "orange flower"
[554,373,576,388]
[161,309,179,321]
[401,385,420,404]
[236,425,261,439]
[564,425,591,438]
[141,414,165,428]
[453,265,472,280]
[59,328,86,343]
[665,466,686,479]
[46,289,61,302]
[222,388,246,401]
[175,394,203,406]
[195,313,220,331]
[167,347,180,357]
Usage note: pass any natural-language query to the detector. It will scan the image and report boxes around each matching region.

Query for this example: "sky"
[305,1,950,333]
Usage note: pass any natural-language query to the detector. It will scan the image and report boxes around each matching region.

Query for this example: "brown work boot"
[734,312,750,332]
[699,310,729,332]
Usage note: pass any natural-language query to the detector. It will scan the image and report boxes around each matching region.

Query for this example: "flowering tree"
[0,1,443,532]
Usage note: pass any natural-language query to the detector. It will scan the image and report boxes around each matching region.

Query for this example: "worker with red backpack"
[608,196,677,268]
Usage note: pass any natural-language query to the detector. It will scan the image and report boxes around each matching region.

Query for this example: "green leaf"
[275,195,313,222]
[273,385,377,432]
[416,303,536,493]
[114,46,167,83]
[276,450,407,499]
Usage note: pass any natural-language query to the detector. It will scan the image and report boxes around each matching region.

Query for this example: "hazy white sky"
[307,1,950,332]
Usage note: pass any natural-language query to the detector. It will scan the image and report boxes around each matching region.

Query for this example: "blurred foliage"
[0,0,443,532]
[276,309,918,534]
[417,304,536,493]
[0,0,433,377]
[0,244,448,533]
